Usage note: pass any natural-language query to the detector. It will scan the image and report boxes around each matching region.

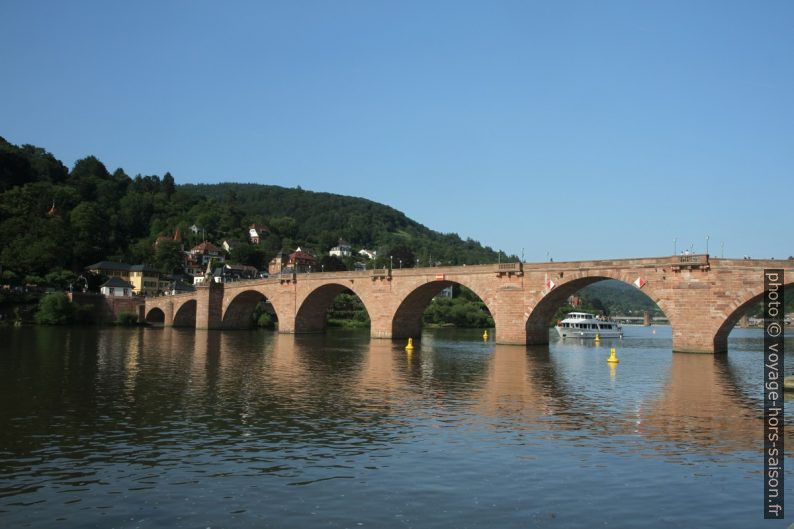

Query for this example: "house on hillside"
[129,265,170,296]
[189,241,225,266]
[268,252,288,275]
[329,239,352,257]
[288,247,317,273]
[100,277,134,297]
[223,263,259,280]
[222,239,240,253]
[86,261,167,296]
[249,224,270,245]
[358,249,377,260]
[154,228,184,250]
[86,261,132,280]
[184,256,204,278]
[268,247,317,274]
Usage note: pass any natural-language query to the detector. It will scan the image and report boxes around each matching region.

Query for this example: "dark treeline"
[0,137,510,288]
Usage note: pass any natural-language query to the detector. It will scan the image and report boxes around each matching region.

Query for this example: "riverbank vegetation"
[33,293,93,325]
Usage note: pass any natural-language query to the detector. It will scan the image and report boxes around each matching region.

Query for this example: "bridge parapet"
[495,262,523,277]
[672,254,710,271]
[145,290,197,301]
[371,268,391,280]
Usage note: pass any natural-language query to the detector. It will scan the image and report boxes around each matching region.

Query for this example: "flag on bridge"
[634,277,646,289]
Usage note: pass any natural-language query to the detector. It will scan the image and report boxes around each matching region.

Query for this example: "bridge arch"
[711,280,794,353]
[173,299,197,327]
[145,307,166,325]
[525,274,671,345]
[223,289,280,329]
[390,280,495,340]
[295,283,372,333]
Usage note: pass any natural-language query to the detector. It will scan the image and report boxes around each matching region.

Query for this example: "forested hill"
[0,137,505,283]
[179,182,501,265]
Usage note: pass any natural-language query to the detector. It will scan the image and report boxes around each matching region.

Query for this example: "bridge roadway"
[143,255,793,353]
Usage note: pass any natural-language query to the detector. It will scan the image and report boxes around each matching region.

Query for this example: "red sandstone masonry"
[143,257,794,353]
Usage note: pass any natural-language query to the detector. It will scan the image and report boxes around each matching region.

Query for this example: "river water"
[0,325,791,528]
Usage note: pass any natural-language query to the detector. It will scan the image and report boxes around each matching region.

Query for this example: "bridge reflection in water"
[1,325,786,528]
[122,326,772,455]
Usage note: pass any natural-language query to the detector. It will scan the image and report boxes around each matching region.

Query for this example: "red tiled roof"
[192,241,220,253]
[288,250,316,264]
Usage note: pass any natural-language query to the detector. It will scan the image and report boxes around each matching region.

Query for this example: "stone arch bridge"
[143,255,792,353]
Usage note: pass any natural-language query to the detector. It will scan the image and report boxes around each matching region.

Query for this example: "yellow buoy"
[483,330,489,341]
[607,347,619,363]
[405,337,414,351]
[594,333,600,343]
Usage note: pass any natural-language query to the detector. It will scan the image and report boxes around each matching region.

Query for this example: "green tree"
[154,239,186,274]
[269,216,298,239]
[229,244,268,270]
[69,202,109,265]
[69,155,111,201]
[45,269,77,290]
[162,172,176,198]
[35,292,74,324]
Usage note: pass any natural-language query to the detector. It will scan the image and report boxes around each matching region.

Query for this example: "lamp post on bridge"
[673,237,677,256]
[706,235,710,256]
[389,255,393,270]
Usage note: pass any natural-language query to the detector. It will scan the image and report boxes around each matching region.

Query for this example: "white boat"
[555,312,623,339]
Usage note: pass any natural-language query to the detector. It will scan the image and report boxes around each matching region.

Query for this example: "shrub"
[257,312,275,329]
[35,292,74,325]
[117,312,139,326]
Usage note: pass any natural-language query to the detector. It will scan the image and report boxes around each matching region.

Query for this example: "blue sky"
[2,1,792,261]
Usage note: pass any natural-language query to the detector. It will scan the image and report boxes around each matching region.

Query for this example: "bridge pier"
[195,282,224,330]
[671,318,727,354]
[369,320,392,340]
[161,300,174,327]
[672,336,725,354]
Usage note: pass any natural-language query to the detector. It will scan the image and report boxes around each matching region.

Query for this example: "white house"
[249,224,270,244]
[100,277,134,297]
[189,241,225,266]
[330,239,352,257]
[358,248,377,260]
